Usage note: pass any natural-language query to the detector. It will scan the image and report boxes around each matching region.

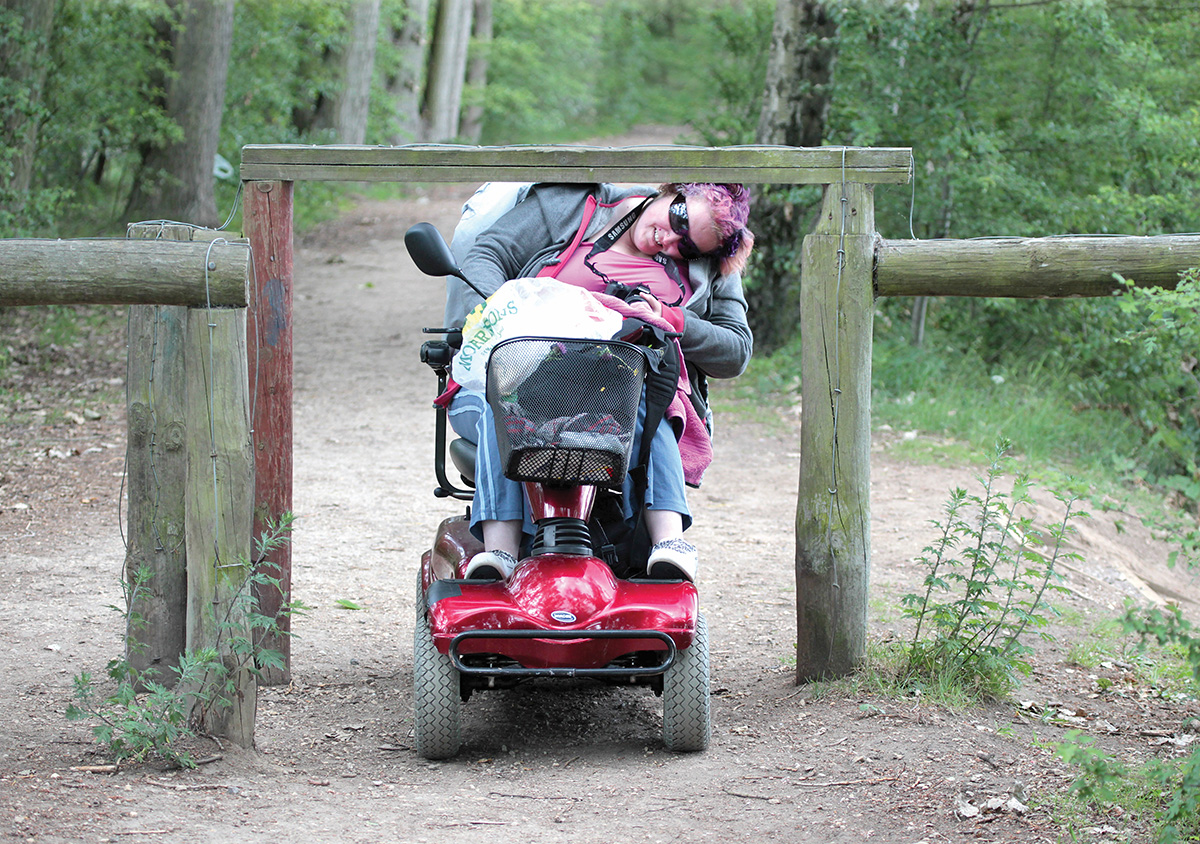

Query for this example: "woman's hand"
[633,291,664,317]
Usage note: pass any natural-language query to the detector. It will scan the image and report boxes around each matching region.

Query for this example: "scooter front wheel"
[413,603,462,760]
[662,612,711,752]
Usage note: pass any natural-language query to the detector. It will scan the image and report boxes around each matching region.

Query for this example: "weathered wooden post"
[795,182,875,680]
[242,180,295,685]
[183,304,256,745]
[124,225,190,686]
[122,225,251,689]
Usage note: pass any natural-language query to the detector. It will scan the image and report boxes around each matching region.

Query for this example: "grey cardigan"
[449,182,753,382]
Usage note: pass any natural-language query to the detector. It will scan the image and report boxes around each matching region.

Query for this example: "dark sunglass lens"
[669,195,703,259]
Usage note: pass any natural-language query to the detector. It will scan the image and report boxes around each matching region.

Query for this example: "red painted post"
[242,180,295,684]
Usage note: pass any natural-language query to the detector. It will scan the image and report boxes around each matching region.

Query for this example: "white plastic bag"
[451,277,621,391]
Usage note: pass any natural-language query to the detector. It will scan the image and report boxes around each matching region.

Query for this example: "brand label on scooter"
[550,610,577,624]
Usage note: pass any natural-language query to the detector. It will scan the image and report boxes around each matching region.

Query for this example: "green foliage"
[869,276,1200,571]
[36,0,180,236]
[479,0,770,145]
[222,1,348,150]
[685,0,775,146]
[1058,603,1200,844]
[476,0,602,144]
[1112,271,1200,512]
[830,1,1200,240]
[894,442,1078,701]
[67,514,300,767]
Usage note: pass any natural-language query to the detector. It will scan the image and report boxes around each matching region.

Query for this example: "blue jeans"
[448,389,691,544]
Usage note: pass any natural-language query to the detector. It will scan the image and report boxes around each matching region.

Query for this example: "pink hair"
[662,183,755,275]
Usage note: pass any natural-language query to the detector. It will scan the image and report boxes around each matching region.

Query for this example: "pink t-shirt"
[548,242,693,306]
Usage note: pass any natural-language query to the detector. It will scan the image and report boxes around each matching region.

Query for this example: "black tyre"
[413,602,462,760]
[662,612,711,752]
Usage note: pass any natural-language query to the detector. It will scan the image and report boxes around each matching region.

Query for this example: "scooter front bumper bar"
[448,629,677,678]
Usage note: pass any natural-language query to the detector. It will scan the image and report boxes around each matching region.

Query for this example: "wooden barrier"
[183,305,255,744]
[8,141,1194,739]
[796,184,875,680]
[124,225,191,687]
[242,181,295,686]
[0,238,249,306]
[875,235,1200,298]
[239,143,914,185]
[236,143,1197,687]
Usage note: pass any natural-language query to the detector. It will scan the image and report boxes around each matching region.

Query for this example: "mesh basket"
[486,337,647,486]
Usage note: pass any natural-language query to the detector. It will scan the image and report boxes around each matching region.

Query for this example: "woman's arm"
[459,183,594,295]
[677,270,753,380]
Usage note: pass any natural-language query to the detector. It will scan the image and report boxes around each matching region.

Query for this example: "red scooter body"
[420,502,699,671]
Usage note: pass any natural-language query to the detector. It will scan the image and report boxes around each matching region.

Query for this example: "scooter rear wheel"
[662,612,711,752]
[413,596,462,760]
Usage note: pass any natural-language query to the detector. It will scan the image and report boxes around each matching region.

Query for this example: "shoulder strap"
[538,195,599,279]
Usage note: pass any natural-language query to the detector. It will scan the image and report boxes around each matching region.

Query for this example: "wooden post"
[795,182,875,681]
[184,305,256,746]
[124,225,191,686]
[242,180,295,684]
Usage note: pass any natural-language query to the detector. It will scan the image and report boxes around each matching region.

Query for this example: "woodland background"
[2,0,1199,532]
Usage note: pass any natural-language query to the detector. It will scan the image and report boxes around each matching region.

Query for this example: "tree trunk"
[0,0,58,222]
[126,0,234,227]
[757,0,838,149]
[384,0,431,144]
[315,0,382,145]
[749,0,840,354]
[421,0,473,142]
[459,0,491,143]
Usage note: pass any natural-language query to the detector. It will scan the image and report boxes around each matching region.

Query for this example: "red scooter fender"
[421,550,699,672]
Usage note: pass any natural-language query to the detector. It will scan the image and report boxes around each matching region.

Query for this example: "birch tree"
[382,0,431,143]
[458,0,491,143]
[750,0,840,353]
[421,0,472,141]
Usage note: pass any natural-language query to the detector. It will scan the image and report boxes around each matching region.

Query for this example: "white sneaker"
[646,539,697,582]
[464,550,519,581]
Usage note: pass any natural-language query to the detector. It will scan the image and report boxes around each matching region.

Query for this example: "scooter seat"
[449,438,477,486]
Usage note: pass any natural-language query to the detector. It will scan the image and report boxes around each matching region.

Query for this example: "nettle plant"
[67,514,302,768]
[898,441,1082,701]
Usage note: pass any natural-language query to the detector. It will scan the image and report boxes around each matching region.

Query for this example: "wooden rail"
[240,143,915,185]
[0,238,249,306]
[876,235,1200,297]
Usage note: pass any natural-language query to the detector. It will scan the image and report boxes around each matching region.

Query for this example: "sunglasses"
[668,194,706,261]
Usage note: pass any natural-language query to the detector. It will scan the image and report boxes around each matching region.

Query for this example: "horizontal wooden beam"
[875,235,1200,298]
[239,143,914,185]
[0,238,250,307]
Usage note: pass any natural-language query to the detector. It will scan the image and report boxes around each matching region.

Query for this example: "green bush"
[895,442,1079,701]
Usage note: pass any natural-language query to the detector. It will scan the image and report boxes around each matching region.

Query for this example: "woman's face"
[630,193,722,261]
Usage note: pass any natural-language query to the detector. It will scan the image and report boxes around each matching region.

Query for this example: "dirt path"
[2,134,1198,842]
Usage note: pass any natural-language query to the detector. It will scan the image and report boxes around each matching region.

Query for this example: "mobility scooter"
[405,222,710,760]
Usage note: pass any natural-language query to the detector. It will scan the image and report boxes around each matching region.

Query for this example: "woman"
[449,181,755,582]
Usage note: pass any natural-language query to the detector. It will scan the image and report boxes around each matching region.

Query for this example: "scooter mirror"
[405,222,465,280]
[405,222,490,301]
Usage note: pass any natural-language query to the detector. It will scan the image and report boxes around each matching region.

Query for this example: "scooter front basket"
[486,337,647,486]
